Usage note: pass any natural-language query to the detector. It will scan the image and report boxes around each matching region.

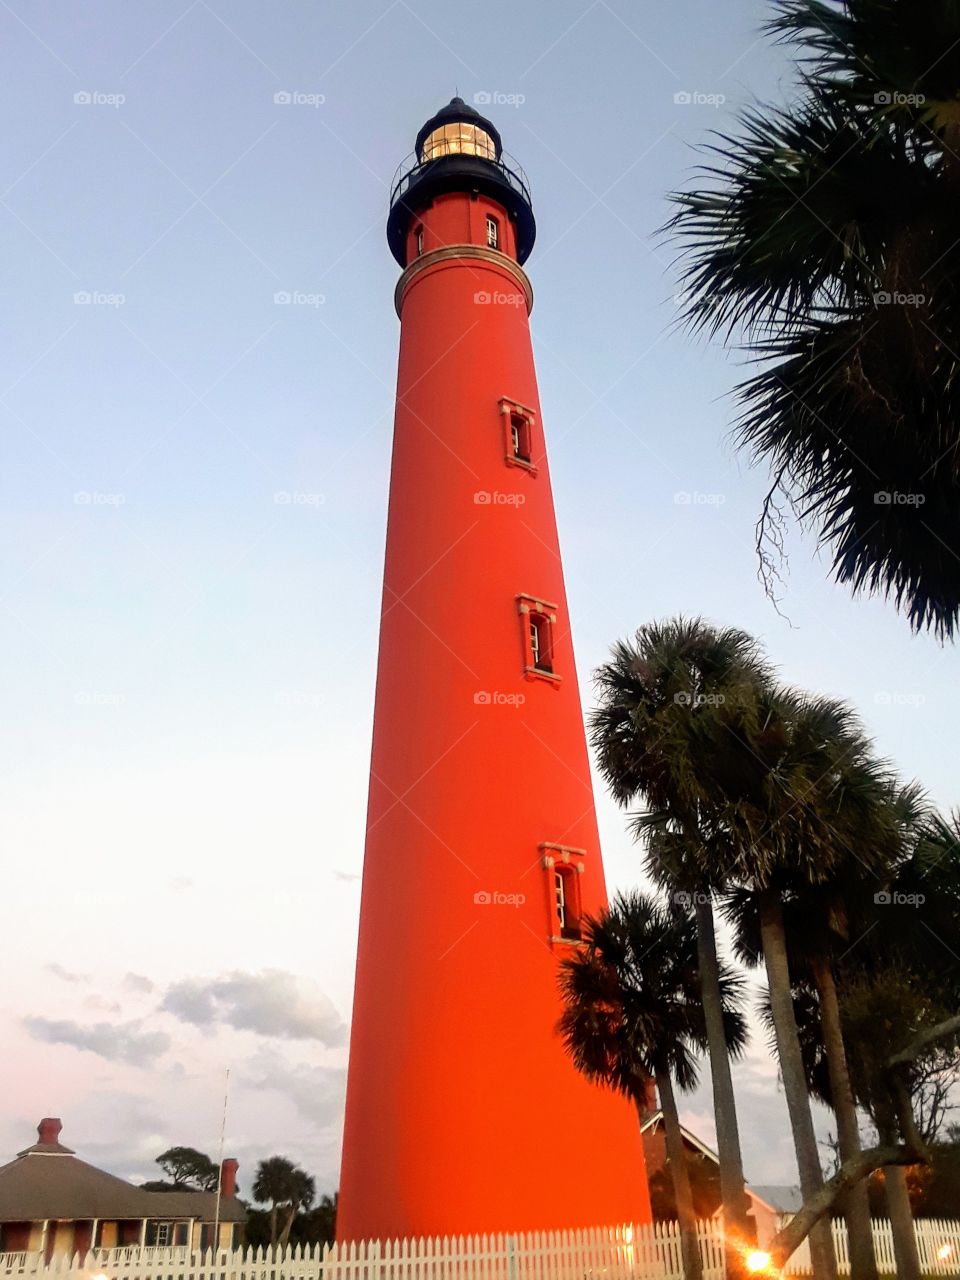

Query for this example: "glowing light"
[938,1244,954,1261]
[746,1250,772,1273]
[623,1227,633,1245]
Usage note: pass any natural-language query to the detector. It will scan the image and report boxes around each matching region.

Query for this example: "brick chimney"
[219,1158,238,1198]
[38,1118,62,1145]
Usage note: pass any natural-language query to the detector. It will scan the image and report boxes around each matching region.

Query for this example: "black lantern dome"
[387,97,536,267]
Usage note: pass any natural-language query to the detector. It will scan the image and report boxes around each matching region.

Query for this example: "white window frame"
[554,871,566,930]
[486,215,499,249]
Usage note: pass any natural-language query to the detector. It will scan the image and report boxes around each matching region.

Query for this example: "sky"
[2,0,957,1202]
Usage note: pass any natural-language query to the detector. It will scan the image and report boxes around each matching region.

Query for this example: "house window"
[516,594,561,684]
[541,844,587,945]
[175,1223,189,1247]
[486,215,499,249]
[416,226,424,256]
[498,399,538,473]
[156,1223,170,1247]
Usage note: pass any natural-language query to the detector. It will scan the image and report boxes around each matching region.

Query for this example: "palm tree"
[252,1156,314,1249]
[591,618,775,1272]
[558,890,748,1280]
[278,1168,316,1248]
[719,690,904,1280]
[666,0,960,638]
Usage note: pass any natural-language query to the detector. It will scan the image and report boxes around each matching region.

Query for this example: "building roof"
[750,1185,804,1214]
[0,1120,244,1224]
[640,1111,780,1215]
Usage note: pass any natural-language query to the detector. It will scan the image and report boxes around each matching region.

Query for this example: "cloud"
[161,970,346,1045]
[47,963,89,984]
[124,973,155,994]
[246,1048,346,1129]
[23,1017,170,1067]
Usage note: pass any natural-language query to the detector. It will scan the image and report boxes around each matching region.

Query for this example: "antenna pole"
[211,1068,230,1256]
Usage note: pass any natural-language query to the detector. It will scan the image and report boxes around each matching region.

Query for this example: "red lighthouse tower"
[338,98,651,1242]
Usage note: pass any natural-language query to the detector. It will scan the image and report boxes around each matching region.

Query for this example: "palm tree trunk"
[269,1203,278,1248]
[278,1203,298,1249]
[809,955,877,1280]
[884,1165,921,1280]
[694,894,751,1279]
[655,1067,703,1280]
[758,891,837,1280]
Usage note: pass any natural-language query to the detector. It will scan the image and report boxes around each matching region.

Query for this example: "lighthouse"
[338,98,652,1242]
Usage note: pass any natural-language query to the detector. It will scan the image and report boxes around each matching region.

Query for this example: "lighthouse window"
[553,867,583,941]
[541,844,587,946]
[421,122,496,162]
[517,594,561,684]
[486,215,499,249]
[499,400,537,472]
[530,616,551,672]
[510,413,531,463]
[416,226,424,256]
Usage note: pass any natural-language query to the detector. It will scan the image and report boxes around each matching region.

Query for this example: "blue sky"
[2,0,956,1198]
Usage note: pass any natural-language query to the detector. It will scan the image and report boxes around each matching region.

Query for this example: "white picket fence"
[0,1217,956,1280]
[784,1216,960,1274]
